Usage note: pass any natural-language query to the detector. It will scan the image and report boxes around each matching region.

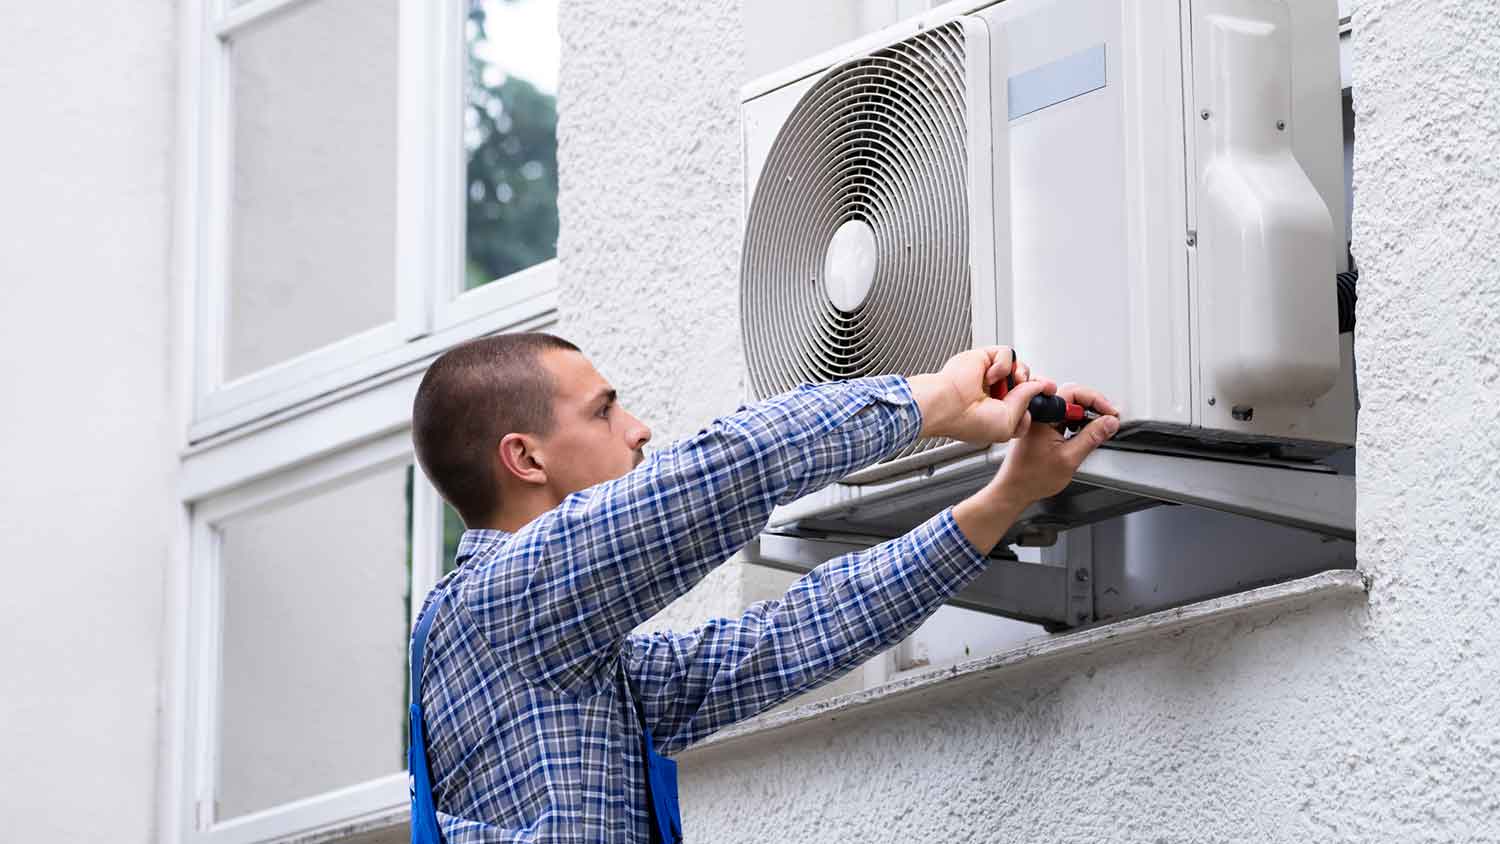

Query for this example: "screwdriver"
[1026,394,1095,431]
[987,350,1097,432]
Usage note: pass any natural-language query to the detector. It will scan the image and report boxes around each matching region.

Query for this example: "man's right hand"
[909,346,1054,444]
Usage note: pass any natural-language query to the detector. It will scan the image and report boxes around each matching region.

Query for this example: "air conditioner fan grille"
[741,23,972,462]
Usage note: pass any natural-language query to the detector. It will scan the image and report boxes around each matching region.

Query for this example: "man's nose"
[630,418,652,449]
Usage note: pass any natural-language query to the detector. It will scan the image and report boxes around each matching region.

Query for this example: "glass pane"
[443,504,466,575]
[225,0,399,379]
[464,0,559,290]
[217,463,412,820]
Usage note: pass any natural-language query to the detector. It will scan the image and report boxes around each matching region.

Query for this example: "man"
[408,332,1120,842]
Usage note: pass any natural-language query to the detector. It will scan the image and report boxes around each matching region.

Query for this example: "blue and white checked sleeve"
[621,507,987,754]
[461,375,927,694]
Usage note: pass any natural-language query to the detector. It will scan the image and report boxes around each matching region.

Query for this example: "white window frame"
[167,392,451,843]
[184,0,559,443]
[163,0,562,834]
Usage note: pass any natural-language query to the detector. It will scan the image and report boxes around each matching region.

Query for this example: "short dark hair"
[412,332,581,526]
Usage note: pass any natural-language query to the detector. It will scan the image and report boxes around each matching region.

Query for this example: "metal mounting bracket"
[745,443,1356,629]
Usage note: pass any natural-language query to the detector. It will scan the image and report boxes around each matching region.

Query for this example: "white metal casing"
[741,0,1355,480]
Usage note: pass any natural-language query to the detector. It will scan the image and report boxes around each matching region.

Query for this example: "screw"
[1276,120,1286,131]
[1186,231,1197,247]
[1075,569,1090,582]
[1201,109,1211,120]
[1208,397,1217,406]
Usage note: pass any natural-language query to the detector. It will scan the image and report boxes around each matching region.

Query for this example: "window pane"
[217,463,412,820]
[443,503,466,575]
[464,0,559,290]
[225,0,399,379]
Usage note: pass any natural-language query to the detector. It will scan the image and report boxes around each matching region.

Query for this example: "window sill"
[678,569,1370,760]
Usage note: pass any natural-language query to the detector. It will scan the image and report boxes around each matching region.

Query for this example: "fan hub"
[822,219,878,312]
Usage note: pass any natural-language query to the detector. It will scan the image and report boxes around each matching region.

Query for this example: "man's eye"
[598,404,611,418]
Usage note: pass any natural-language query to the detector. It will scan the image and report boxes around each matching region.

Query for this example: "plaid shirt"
[414,375,989,842]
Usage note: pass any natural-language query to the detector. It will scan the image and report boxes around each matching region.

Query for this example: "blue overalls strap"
[629,683,683,844]
[408,597,443,844]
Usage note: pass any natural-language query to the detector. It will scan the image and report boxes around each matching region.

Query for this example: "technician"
[407,332,1119,843]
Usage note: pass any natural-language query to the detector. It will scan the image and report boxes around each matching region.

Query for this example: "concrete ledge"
[272,571,1368,842]
[680,569,1370,759]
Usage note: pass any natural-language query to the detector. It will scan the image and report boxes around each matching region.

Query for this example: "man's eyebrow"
[590,388,617,407]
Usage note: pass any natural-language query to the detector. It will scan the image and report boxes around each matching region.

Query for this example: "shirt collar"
[454,528,509,567]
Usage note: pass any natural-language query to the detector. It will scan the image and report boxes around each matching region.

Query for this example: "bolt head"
[1201,109,1211,120]
[1075,569,1090,582]
[1277,120,1287,131]
[1208,397,1217,406]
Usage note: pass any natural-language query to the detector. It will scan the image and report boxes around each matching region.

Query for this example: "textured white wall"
[557,0,752,624]
[0,2,175,840]
[558,0,1500,839]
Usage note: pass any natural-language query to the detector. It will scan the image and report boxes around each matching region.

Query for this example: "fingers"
[1012,410,1032,440]
[1002,378,1053,432]
[1060,414,1121,467]
[1056,382,1120,417]
[982,346,1017,389]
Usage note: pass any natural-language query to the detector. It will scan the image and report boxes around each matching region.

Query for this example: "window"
[166,0,560,840]
[461,0,559,291]
[180,429,447,841]
[197,451,414,825]
[184,0,560,441]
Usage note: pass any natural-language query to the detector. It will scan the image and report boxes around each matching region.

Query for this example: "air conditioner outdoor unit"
[740,0,1355,544]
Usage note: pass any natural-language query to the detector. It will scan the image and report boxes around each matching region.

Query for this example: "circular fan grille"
[741,23,972,462]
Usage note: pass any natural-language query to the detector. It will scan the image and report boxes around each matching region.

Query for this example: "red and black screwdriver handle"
[1026,394,1090,427]
[986,349,1090,429]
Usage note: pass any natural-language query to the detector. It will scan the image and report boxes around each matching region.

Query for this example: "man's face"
[534,349,652,497]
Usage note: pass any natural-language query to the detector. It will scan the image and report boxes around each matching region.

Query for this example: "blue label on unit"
[1008,44,1109,121]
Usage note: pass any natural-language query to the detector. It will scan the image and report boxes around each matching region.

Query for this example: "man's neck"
[485,494,559,533]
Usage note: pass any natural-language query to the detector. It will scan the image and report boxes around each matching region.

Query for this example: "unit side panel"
[1187,0,1353,446]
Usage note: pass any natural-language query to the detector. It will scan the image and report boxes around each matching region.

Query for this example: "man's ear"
[497,432,548,486]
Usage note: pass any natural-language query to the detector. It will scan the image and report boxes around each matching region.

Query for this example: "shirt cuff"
[850,373,924,457]
[914,506,990,583]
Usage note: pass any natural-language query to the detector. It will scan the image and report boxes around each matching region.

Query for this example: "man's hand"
[990,382,1120,503]
[909,346,1054,444]
[952,383,1120,554]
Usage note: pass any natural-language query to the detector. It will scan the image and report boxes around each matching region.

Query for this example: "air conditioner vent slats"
[742,24,972,462]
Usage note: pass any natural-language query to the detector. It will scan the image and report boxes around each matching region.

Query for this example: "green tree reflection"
[465,0,559,288]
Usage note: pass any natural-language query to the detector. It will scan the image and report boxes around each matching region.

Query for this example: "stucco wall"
[559,0,1500,840]
[0,2,175,840]
[557,0,752,625]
